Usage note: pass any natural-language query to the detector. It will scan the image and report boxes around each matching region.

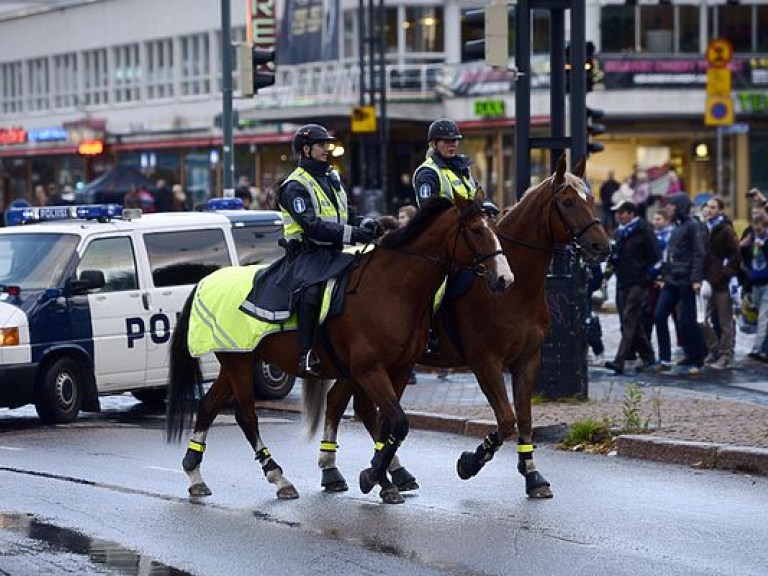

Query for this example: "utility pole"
[220,0,234,195]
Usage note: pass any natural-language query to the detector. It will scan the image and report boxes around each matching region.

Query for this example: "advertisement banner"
[277,0,339,65]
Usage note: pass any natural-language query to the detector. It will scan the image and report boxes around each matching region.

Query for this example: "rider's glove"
[352,225,376,245]
[360,217,384,239]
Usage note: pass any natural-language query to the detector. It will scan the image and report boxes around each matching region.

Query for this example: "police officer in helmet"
[241,123,382,377]
[413,118,479,207]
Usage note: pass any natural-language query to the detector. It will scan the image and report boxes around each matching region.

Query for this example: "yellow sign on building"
[706,68,732,96]
[351,106,377,133]
[704,96,734,126]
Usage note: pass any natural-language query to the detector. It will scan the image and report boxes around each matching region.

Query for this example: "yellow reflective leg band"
[517,444,534,454]
[374,442,384,451]
[320,441,338,452]
[187,440,206,453]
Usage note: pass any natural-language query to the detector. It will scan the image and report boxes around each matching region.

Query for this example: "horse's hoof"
[188,482,212,497]
[390,467,419,492]
[321,467,348,492]
[525,471,553,499]
[379,484,405,504]
[359,468,379,494]
[277,484,299,499]
[456,451,482,480]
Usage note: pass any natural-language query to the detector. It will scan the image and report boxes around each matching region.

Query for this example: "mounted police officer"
[241,123,381,377]
[413,118,478,207]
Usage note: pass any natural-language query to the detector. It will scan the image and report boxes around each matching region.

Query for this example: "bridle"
[497,176,602,256]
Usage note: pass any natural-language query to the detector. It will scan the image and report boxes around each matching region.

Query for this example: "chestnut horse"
[165,195,514,504]
[317,155,611,498]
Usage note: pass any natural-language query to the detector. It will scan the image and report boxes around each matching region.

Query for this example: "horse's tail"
[165,287,203,444]
[302,378,331,439]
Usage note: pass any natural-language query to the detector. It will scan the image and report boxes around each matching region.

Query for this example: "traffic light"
[565,41,601,93]
[462,4,509,69]
[238,42,276,98]
[586,107,605,155]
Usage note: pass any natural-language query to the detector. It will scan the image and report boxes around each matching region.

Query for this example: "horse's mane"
[497,172,589,228]
[379,196,454,249]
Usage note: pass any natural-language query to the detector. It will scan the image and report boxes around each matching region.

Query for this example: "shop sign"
[28,126,68,143]
[0,127,27,145]
[736,91,768,114]
[474,99,505,118]
[601,56,754,90]
[78,140,104,155]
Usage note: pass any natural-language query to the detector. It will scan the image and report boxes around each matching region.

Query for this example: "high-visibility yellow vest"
[281,167,349,245]
[413,156,477,203]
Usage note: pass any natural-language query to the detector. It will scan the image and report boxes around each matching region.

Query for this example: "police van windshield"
[0,233,79,289]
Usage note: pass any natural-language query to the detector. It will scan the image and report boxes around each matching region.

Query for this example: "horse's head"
[452,194,515,292]
[548,155,611,262]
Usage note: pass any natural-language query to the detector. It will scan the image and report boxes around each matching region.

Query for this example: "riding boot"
[297,296,321,377]
[426,328,440,354]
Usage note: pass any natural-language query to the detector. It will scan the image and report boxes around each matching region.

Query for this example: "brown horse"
[317,155,611,498]
[165,195,514,504]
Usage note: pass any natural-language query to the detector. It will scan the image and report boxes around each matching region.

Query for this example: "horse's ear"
[554,154,567,188]
[474,185,486,203]
[572,157,586,179]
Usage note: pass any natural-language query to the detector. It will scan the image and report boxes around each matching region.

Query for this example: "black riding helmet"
[427,118,463,142]
[292,123,335,154]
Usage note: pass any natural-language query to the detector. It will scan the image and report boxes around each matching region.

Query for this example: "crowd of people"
[599,183,768,375]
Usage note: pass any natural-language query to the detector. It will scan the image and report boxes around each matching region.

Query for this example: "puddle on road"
[0,512,192,575]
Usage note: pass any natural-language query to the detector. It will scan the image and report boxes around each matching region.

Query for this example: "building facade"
[0,0,766,224]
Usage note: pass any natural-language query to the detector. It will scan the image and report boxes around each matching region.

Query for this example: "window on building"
[113,44,141,103]
[759,6,768,53]
[678,5,700,53]
[27,57,49,112]
[83,48,109,106]
[601,5,636,53]
[640,5,673,53]
[181,33,211,96]
[404,7,443,55]
[147,38,174,100]
[1,62,23,115]
[53,53,78,109]
[218,26,245,93]
[709,5,750,53]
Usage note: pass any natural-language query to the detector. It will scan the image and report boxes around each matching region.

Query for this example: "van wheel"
[132,389,167,408]
[253,360,295,400]
[35,357,83,424]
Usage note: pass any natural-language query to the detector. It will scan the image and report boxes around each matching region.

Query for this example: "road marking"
[144,466,186,475]
[0,446,24,451]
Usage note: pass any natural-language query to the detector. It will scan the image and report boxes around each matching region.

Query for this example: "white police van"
[0,201,293,424]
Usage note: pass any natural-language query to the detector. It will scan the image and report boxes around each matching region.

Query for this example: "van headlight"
[0,327,19,346]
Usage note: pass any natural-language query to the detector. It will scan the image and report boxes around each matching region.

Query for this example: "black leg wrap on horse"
[321,467,347,488]
[371,435,401,475]
[182,440,205,472]
[457,431,502,480]
[390,467,418,491]
[256,447,283,476]
[516,441,536,477]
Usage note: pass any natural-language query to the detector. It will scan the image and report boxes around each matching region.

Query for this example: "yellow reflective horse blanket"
[187,265,336,357]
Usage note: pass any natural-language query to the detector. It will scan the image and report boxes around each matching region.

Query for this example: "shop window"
[601,5,635,53]
[709,5,752,53]
[404,7,443,55]
[678,6,700,54]
[640,5,673,53]
[26,57,50,112]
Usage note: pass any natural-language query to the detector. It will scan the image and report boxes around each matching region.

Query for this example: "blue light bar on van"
[205,197,244,210]
[5,204,123,226]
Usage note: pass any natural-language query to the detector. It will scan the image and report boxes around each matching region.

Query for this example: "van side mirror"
[70,269,106,294]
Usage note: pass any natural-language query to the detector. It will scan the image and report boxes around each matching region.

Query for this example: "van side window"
[77,237,138,292]
[144,228,230,287]
[231,224,284,265]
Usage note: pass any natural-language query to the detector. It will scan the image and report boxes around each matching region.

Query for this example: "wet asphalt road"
[1,410,768,576]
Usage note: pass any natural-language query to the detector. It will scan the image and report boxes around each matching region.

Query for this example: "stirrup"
[298,349,321,377]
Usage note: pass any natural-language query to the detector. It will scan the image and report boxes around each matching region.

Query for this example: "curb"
[617,434,768,476]
[255,401,768,477]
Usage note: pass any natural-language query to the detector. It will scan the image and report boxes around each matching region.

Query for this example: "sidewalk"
[259,304,768,477]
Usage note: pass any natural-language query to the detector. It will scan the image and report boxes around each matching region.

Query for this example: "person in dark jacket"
[413,118,478,206]
[154,178,174,212]
[653,193,708,373]
[241,124,382,377]
[701,196,741,369]
[741,211,768,361]
[604,201,661,374]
